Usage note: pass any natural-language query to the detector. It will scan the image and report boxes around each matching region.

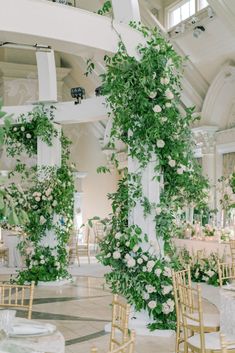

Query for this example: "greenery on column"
[95,24,209,330]
[0,104,75,284]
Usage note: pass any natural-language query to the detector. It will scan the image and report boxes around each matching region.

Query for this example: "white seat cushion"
[187,313,220,328]
[188,332,235,350]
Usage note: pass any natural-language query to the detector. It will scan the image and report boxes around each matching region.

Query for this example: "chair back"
[220,333,235,353]
[178,283,205,353]
[94,221,105,243]
[91,330,135,353]
[217,261,235,287]
[172,266,192,316]
[110,294,131,351]
[0,282,34,319]
[229,240,235,263]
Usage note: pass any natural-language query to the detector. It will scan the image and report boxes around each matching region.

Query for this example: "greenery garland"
[0,104,74,284]
[95,24,209,330]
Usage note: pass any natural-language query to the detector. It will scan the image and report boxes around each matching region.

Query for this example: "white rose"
[21,126,25,132]
[149,92,157,99]
[160,77,165,85]
[163,267,172,277]
[146,285,156,293]
[147,260,155,269]
[165,89,174,100]
[115,233,122,240]
[127,258,136,268]
[35,196,41,202]
[162,302,172,315]
[156,207,162,215]
[26,133,31,139]
[177,168,184,175]
[113,251,121,260]
[168,159,176,167]
[165,103,172,108]
[153,105,162,113]
[133,245,139,253]
[39,216,46,225]
[142,255,148,261]
[137,258,143,264]
[156,140,165,148]
[148,301,157,309]
[162,285,173,295]
[125,241,130,247]
[161,116,168,122]
[164,77,170,85]
[52,200,57,207]
[143,292,150,300]
[13,127,17,132]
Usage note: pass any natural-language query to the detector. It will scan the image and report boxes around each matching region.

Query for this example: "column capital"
[192,125,218,154]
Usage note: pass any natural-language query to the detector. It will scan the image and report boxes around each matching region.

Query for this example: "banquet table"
[220,287,235,335]
[173,238,231,258]
[0,318,65,353]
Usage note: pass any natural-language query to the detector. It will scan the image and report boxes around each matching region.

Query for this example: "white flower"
[206,270,214,278]
[163,267,172,277]
[35,196,41,202]
[52,200,57,207]
[153,105,162,113]
[168,159,176,167]
[26,133,31,139]
[149,92,157,99]
[147,260,155,269]
[156,207,162,215]
[137,258,143,265]
[146,285,156,294]
[13,127,17,132]
[125,241,130,247]
[202,275,209,282]
[152,72,157,79]
[45,188,52,196]
[143,292,150,300]
[155,268,162,277]
[115,233,122,240]
[113,251,121,260]
[164,256,171,263]
[143,266,147,272]
[55,261,60,267]
[21,126,25,132]
[162,302,174,315]
[39,216,46,225]
[161,116,168,122]
[142,255,148,261]
[40,255,44,259]
[40,259,45,264]
[148,301,157,309]
[165,89,174,100]
[155,45,160,51]
[127,258,136,268]
[106,253,111,258]
[133,245,139,253]
[156,140,165,148]
[177,168,184,175]
[160,77,170,85]
[165,102,172,108]
[162,285,173,295]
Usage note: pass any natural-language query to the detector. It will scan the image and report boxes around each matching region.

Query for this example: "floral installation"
[220,227,234,242]
[203,224,217,237]
[178,248,223,287]
[91,23,209,330]
[218,174,235,211]
[4,105,58,157]
[0,105,75,284]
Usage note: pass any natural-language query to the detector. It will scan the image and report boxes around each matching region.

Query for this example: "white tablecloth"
[173,238,230,258]
[2,232,22,268]
[0,318,65,353]
[220,288,235,335]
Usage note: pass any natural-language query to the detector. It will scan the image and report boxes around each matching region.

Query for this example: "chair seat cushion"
[188,332,235,350]
[187,313,220,328]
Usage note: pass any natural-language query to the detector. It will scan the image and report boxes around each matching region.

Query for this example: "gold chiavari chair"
[0,282,35,319]
[173,267,220,353]
[90,330,135,353]
[172,266,192,353]
[68,230,80,266]
[229,240,235,263]
[110,294,131,351]
[220,333,235,353]
[77,225,91,264]
[217,261,235,287]
[178,282,226,353]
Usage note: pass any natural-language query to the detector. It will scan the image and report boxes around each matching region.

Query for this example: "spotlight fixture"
[95,86,103,97]
[71,87,85,105]
[193,25,205,38]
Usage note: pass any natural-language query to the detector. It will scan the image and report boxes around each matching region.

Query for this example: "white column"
[112,0,141,24]
[36,49,57,102]
[37,124,61,168]
[202,152,216,210]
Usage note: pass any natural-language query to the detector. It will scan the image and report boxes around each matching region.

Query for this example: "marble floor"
[0,265,219,353]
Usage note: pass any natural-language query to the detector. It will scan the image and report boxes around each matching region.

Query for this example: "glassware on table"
[0,310,16,338]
